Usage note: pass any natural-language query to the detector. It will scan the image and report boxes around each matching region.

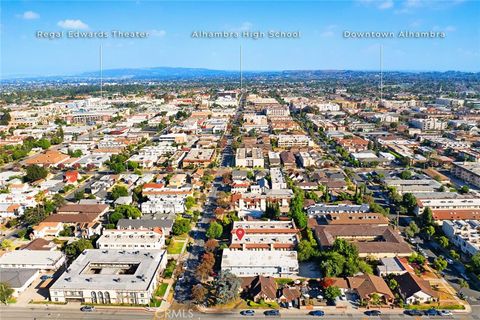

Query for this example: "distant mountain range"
[78,67,239,79]
[3,66,479,82]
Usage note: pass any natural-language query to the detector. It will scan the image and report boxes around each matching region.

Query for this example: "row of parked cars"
[239,308,453,317]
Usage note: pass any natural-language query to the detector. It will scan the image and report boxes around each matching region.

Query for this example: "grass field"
[167,240,184,254]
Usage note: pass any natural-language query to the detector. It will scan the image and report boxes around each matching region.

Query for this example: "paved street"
[2,306,480,320]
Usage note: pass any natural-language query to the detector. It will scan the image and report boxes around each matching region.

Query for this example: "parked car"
[40,275,53,281]
[438,310,453,316]
[364,310,382,316]
[460,273,470,281]
[264,310,280,316]
[309,310,325,317]
[424,309,439,316]
[80,306,95,312]
[404,309,423,316]
[240,310,255,316]
[445,258,454,265]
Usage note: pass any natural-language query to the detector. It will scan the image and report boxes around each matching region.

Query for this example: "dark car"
[404,309,423,316]
[364,310,382,316]
[264,310,280,316]
[309,310,325,317]
[40,275,53,281]
[424,309,439,316]
[80,306,95,312]
[240,310,255,316]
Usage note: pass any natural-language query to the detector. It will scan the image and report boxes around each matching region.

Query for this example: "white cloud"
[378,0,394,10]
[57,19,89,30]
[19,11,40,20]
[320,25,337,37]
[150,29,166,37]
[229,22,253,32]
[357,0,394,10]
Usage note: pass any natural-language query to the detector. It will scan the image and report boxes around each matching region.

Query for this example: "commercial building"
[221,249,299,277]
[49,249,168,304]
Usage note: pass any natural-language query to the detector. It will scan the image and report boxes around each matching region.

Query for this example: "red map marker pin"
[235,228,245,241]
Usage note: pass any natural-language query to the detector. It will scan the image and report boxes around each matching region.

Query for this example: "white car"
[445,258,454,265]
[438,310,452,316]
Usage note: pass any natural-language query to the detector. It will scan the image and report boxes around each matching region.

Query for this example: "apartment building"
[229,220,299,251]
[97,228,165,250]
[383,179,442,195]
[235,148,265,168]
[49,249,167,304]
[410,118,447,131]
[182,148,216,167]
[442,220,480,256]
[270,167,287,190]
[314,224,412,258]
[452,162,480,188]
[277,135,311,148]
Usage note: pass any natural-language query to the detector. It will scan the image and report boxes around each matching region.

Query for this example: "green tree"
[388,279,399,291]
[212,271,241,305]
[471,252,480,273]
[74,190,85,202]
[0,282,14,304]
[405,221,420,238]
[400,170,412,179]
[459,185,470,194]
[109,211,124,225]
[172,219,191,235]
[425,225,436,240]
[297,240,319,262]
[111,185,129,200]
[206,221,223,239]
[459,279,469,289]
[36,138,51,150]
[65,239,93,259]
[24,165,48,182]
[320,251,346,277]
[185,196,196,210]
[21,206,48,226]
[420,207,434,227]
[433,257,448,272]
[1,239,15,251]
[438,236,449,248]
[289,190,307,229]
[324,286,342,302]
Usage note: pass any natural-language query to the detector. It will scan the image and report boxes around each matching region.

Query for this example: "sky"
[1,0,479,77]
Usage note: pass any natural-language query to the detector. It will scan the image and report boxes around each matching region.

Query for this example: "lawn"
[155,283,169,298]
[167,240,184,254]
[247,300,280,309]
[163,259,177,278]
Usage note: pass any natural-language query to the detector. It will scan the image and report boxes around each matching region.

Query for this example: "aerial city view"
[0,0,479,319]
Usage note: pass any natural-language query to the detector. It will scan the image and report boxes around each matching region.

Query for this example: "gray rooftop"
[50,249,166,291]
[0,268,38,288]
